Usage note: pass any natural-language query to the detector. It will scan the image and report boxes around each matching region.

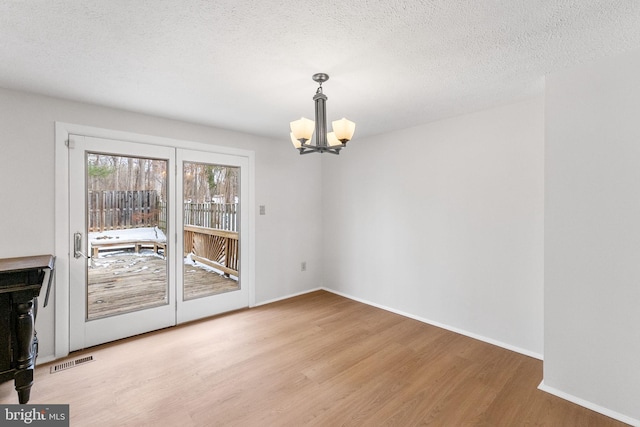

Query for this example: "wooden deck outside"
[87,252,239,320]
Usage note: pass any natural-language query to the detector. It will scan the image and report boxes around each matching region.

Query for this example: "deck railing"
[183,225,239,276]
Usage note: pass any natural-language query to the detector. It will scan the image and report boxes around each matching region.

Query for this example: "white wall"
[0,87,324,360]
[322,97,545,357]
[544,48,640,423]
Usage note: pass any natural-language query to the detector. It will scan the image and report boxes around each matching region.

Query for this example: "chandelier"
[290,73,356,155]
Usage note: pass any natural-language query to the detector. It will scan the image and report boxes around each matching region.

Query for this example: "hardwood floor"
[0,291,628,426]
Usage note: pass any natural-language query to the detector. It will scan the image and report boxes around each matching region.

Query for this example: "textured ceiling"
[1,1,640,140]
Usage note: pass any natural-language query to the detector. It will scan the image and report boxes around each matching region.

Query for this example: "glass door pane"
[182,162,240,300]
[86,153,169,319]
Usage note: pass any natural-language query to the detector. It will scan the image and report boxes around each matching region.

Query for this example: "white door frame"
[54,122,256,359]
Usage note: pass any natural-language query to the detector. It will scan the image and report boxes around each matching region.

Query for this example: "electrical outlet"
[259,205,266,215]
[301,261,306,272]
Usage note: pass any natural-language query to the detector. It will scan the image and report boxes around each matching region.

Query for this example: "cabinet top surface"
[0,255,55,274]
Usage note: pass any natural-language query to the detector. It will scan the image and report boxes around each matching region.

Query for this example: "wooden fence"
[88,190,161,232]
[159,202,237,232]
[89,194,237,233]
[183,202,237,231]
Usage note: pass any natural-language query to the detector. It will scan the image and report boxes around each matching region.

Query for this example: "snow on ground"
[88,227,165,265]
[89,226,166,245]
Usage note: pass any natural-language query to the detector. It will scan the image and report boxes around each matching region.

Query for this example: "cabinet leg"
[14,300,35,404]
[14,368,33,404]
[15,301,35,370]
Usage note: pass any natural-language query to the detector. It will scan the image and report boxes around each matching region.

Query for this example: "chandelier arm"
[298,145,341,155]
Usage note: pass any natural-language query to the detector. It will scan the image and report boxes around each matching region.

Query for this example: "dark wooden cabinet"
[0,255,54,404]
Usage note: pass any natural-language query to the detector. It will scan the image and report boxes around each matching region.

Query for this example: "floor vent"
[50,355,95,374]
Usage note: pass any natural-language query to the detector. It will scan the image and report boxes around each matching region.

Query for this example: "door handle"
[74,232,90,259]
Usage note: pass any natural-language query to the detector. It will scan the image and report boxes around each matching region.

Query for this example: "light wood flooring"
[0,291,628,426]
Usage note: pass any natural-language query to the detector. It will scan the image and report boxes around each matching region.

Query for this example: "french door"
[68,135,249,351]
[176,149,249,323]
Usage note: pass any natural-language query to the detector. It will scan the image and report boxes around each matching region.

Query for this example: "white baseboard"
[321,287,544,360]
[538,381,639,426]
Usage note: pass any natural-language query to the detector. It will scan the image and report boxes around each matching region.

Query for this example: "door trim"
[55,122,256,359]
